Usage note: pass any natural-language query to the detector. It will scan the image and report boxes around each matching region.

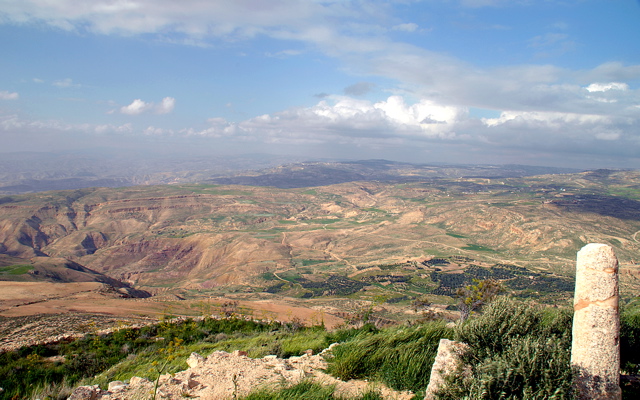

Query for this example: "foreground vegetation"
[244,381,383,400]
[1,297,640,399]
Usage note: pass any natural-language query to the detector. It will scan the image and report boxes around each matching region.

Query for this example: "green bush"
[435,297,574,399]
[621,306,640,374]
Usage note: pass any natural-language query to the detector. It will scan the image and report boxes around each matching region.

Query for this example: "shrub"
[621,306,640,374]
[435,297,574,399]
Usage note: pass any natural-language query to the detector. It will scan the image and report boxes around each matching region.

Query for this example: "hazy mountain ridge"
[209,160,582,188]
[0,152,582,194]
[0,151,309,194]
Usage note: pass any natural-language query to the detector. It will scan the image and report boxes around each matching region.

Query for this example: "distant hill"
[0,152,581,194]
[209,160,581,188]
[0,151,307,194]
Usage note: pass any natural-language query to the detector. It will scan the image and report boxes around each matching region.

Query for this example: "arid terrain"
[1,162,640,348]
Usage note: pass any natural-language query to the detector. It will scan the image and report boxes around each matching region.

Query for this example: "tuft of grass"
[243,380,383,400]
[27,377,76,400]
[326,321,453,395]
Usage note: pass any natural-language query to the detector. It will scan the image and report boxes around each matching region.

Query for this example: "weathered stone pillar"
[571,243,621,399]
[424,338,469,400]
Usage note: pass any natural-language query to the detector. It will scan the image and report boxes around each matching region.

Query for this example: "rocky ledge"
[68,346,412,400]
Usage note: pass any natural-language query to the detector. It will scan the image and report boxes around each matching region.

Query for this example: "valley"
[1,163,640,348]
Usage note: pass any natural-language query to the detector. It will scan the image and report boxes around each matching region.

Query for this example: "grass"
[608,187,640,200]
[326,322,453,396]
[361,208,387,213]
[311,219,341,224]
[243,380,383,400]
[460,244,495,252]
[6,299,640,400]
[301,259,330,266]
[0,317,311,400]
[0,264,33,275]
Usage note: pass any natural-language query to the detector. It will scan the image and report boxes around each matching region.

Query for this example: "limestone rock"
[424,339,469,400]
[67,385,100,400]
[107,380,128,391]
[320,343,339,355]
[186,352,205,368]
[129,376,151,386]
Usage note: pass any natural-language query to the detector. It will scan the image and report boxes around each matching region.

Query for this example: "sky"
[1,0,639,169]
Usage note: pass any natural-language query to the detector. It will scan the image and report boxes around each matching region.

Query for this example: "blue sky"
[1,0,639,169]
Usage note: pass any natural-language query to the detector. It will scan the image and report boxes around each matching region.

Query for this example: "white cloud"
[0,91,19,100]
[144,126,171,136]
[529,33,569,48]
[119,97,176,115]
[157,97,176,114]
[1,114,131,135]
[595,131,621,141]
[181,95,640,160]
[191,96,466,144]
[94,123,133,134]
[120,99,152,115]
[479,109,639,156]
[482,110,612,128]
[586,82,629,93]
[0,0,328,38]
[265,49,303,58]
[459,0,532,7]
[53,78,80,88]
[392,23,419,32]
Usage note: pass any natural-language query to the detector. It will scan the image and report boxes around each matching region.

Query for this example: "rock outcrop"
[67,348,413,400]
[423,339,469,400]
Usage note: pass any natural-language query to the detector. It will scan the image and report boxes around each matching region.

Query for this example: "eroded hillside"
[1,169,640,322]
